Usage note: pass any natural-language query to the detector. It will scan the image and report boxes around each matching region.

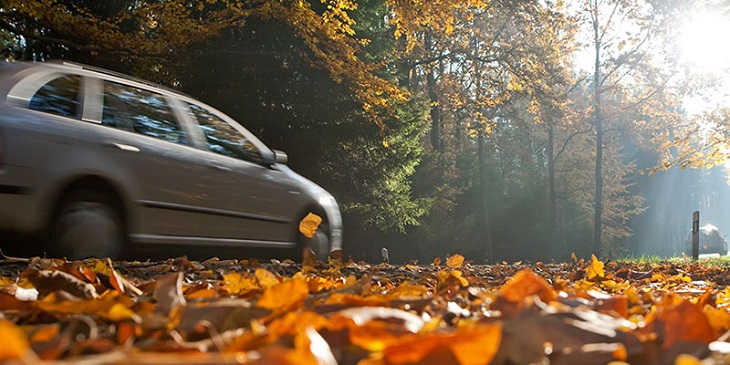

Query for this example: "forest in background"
[2,0,730,263]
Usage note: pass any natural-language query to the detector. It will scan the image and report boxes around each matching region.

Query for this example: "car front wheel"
[51,190,124,260]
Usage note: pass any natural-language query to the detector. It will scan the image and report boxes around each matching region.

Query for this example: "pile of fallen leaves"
[3,254,730,365]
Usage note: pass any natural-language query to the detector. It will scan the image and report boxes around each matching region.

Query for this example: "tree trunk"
[592,8,604,254]
[478,130,495,262]
[425,33,441,151]
[548,125,558,253]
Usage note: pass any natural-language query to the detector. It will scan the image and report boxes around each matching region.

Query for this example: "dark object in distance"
[685,223,727,255]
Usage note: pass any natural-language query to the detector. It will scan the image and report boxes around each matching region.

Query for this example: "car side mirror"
[274,150,288,165]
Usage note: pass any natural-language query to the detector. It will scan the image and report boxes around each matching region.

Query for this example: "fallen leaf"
[257,279,309,311]
[22,269,98,299]
[153,272,186,314]
[107,258,143,297]
[0,319,30,361]
[446,254,465,268]
[381,323,502,365]
[649,296,715,348]
[498,268,556,304]
[222,272,259,296]
[255,268,280,288]
[587,254,605,280]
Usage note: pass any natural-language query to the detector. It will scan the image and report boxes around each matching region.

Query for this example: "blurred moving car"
[685,223,727,255]
[0,61,342,260]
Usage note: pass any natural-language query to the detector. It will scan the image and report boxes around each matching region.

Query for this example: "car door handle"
[107,142,140,152]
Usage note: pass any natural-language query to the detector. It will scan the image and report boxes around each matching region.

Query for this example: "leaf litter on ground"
[2,254,730,364]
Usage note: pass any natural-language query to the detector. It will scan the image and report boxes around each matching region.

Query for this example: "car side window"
[103,81,187,144]
[187,103,265,164]
[28,75,81,118]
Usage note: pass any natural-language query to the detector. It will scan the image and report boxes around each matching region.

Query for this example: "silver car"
[0,61,342,260]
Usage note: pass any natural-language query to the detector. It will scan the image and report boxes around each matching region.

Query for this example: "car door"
[89,77,218,243]
[181,101,303,246]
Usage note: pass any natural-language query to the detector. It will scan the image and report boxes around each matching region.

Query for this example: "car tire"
[51,190,125,260]
[297,216,330,262]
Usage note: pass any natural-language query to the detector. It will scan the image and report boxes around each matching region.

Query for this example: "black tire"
[51,189,125,260]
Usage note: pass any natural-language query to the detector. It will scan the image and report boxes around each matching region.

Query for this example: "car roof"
[1,60,192,99]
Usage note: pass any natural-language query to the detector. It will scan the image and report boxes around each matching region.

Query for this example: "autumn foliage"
[1,254,730,364]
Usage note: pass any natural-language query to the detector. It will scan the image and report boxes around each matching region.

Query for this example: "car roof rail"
[53,60,189,97]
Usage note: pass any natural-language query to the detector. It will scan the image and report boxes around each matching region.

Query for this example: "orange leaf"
[107,259,142,297]
[222,272,259,296]
[433,257,441,265]
[586,254,605,280]
[654,298,715,348]
[382,323,502,365]
[267,311,329,337]
[257,279,309,311]
[498,268,556,304]
[446,254,465,268]
[255,268,280,289]
[389,282,430,298]
[324,293,391,307]
[0,319,29,361]
[299,213,322,239]
[348,320,404,352]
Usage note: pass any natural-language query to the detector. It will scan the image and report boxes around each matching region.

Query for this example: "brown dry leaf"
[37,291,137,322]
[299,212,322,239]
[446,254,465,268]
[0,319,30,361]
[586,254,605,280]
[651,296,715,348]
[0,291,33,311]
[257,278,309,311]
[153,272,186,314]
[106,259,142,297]
[22,269,98,299]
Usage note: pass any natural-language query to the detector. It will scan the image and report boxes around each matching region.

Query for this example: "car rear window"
[28,75,81,118]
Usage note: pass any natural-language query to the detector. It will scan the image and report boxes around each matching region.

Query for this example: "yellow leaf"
[586,254,605,280]
[255,268,280,289]
[0,320,29,361]
[221,272,259,296]
[299,213,322,238]
[674,354,702,365]
[257,279,309,311]
[446,254,465,268]
[107,303,137,322]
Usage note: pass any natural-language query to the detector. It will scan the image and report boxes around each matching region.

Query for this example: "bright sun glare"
[680,10,730,74]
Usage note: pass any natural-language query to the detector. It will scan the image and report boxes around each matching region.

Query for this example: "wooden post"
[692,211,700,260]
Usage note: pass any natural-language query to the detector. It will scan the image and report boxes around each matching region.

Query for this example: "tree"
[575,0,688,253]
